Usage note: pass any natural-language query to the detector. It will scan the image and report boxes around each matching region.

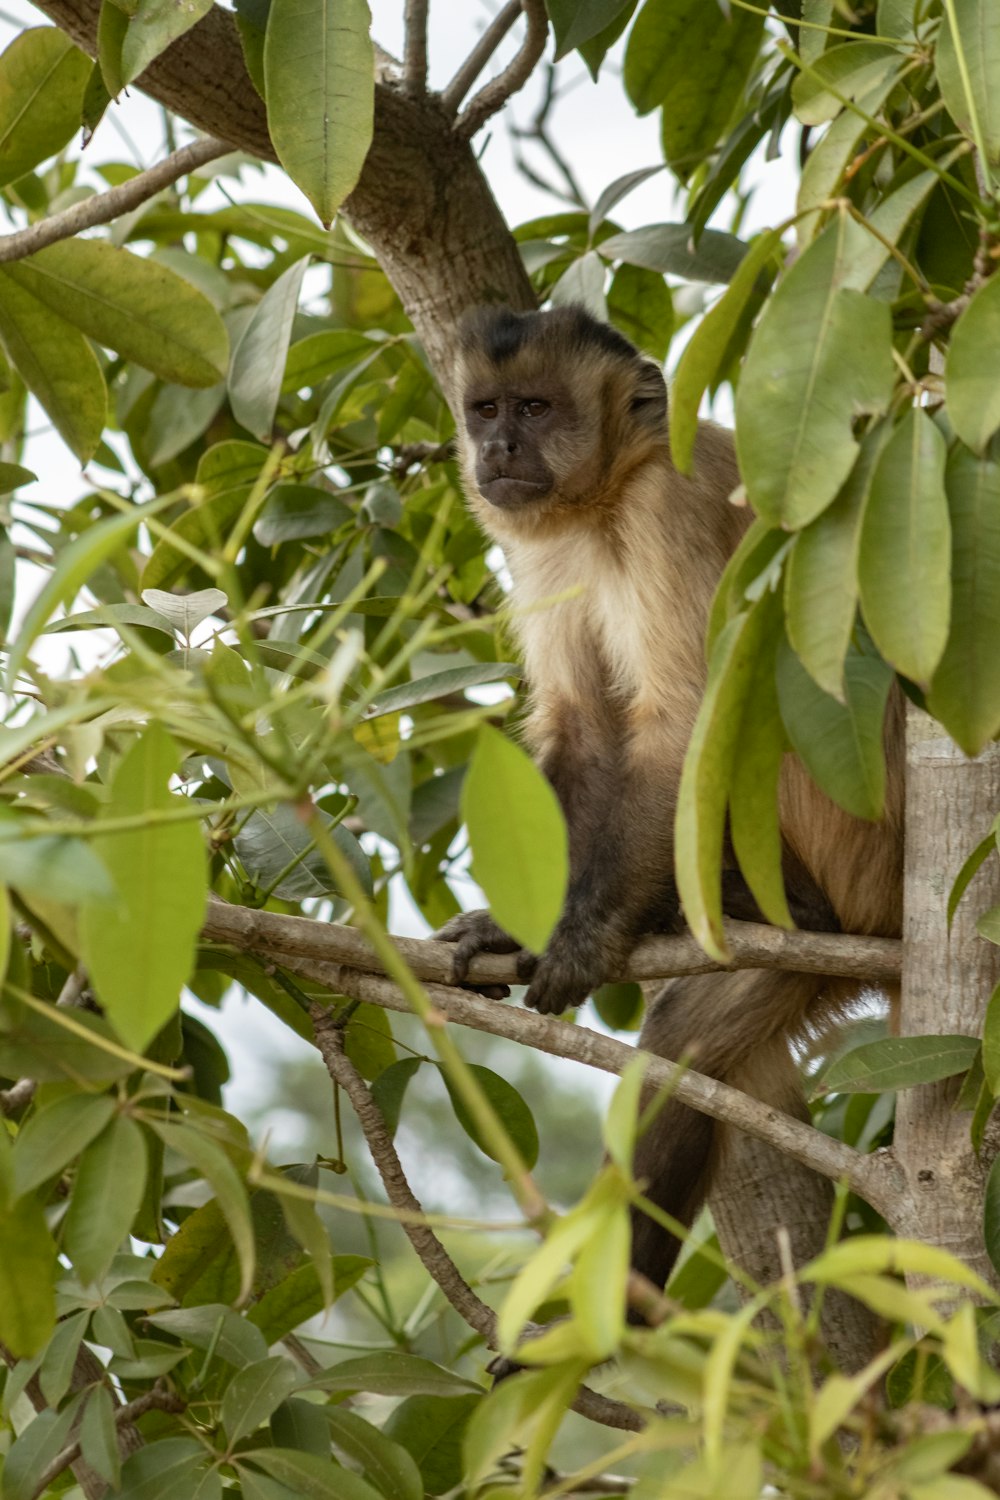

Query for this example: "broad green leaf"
[326,1408,423,1500]
[579,0,636,77]
[0,28,91,187]
[0,270,106,464]
[80,1385,121,1490]
[735,217,894,527]
[234,803,372,901]
[13,1092,117,1195]
[462,724,568,954]
[776,637,892,821]
[796,73,902,245]
[310,1351,479,1397]
[264,0,375,226]
[0,1192,57,1357]
[244,1449,383,1500]
[592,980,643,1030]
[978,905,1000,945]
[792,41,900,125]
[253,483,352,545]
[118,1439,215,1500]
[498,1186,609,1353]
[229,257,309,438]
[0,826,114,903]
[383,1394,480,1498]
[221,1356,302,1445]
[706,518,787,653]
[548,0,633,59]
[46,602,176,637]
[63,1115,148,1286]
[839,166,948,290]
[670,228,783,474]
[282,328,381,391]
[937,0,1000,166]
[5,240,229,387]
[368,662,520,717]
[603,1056,648,1170]
[141,586,228,637]
[149,1305,268,1366]
[858,408,950,685]
[823,1034,981,1092]
[344,1001,394,1081]
[7,497,169,687]
[729,608,792,928]
[806,1234,998,1300]
[247,1257,369,1343]
[370,1057,421,1138]
[785,431,881,698]
[928,440,1000,753]
[599,223,747,283]
[983,984,1000,1097]
[625,0,764,177]
[588,164,663,239]
[78,725,207,1052]
[948,277,1000,454]
[151,1123,255,1303]
[985,1153,1000,1281]
[606,262,673,362]
[441,1063,539,1170]
[570,1196,630,1361]
[675,596,774,961]
[145,380,226,467]
[121,0,215,83]
[0,461,36,489]
[139,487,248,592]
[948,826,1000,926]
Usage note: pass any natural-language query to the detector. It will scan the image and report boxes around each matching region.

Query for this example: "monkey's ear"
[631,361,667,429]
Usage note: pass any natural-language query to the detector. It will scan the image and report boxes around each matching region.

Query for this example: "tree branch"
[403,0,429,92]
[29,1387,185,1500]
[454,0,549,141]
[201,899,901,987]
[0,136,232,263]
[309,1003,647,1432]
[440,1,522,116]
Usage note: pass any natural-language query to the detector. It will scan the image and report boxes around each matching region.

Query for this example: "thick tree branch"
[440,0,521,115]
[455,0,550,141]
[201,900,901,986]
[310,1003,647,1432]
[0,136,231,263]
[403,0,429,92]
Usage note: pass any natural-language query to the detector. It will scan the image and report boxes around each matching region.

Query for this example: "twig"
[440,0,522,116]
[29,1386,185,1500]
[510,62,588,210]
[0,136,232,263]
[454,0,549,141]
[310,1004,646,1432]
[1,968,87,1115]
[403,0,429,92]
[200,899,902,986]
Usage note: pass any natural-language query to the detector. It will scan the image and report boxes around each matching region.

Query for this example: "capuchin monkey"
[438,304,903,1291]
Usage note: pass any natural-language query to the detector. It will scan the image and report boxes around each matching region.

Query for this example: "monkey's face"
[462,388,569,511]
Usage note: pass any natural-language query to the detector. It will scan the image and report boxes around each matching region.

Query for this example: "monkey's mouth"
[478,475,552,508]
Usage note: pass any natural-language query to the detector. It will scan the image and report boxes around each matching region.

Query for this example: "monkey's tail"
[630,967,845,1291]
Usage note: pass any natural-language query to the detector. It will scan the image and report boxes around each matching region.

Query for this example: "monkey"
[437,304,903,1292]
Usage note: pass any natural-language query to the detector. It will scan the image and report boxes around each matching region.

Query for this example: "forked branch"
[452,0,550,141]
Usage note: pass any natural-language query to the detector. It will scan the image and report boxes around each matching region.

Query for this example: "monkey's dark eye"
[520,399,549,418]
[474,401,498,419]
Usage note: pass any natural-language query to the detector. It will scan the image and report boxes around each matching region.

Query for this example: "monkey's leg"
[631,968,829,1291]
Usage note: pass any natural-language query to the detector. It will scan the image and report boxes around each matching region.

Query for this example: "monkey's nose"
[481,437,518,463]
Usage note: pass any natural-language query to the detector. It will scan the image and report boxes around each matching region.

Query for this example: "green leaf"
[120,0,215,84]
[141,586,228,636]
[599,223,747,283]
[282,328,383,391]
[383,1394,479,1498]
[5,240,229,387]
[606,263,673,363]
[149,1304,268,1366]
[368,662,520,717]
[441,1063,539,1170]
[592,980,644,1031]
[928,440,1000,753]
[63,1115,148,1285]
[13,1092,117,1195]
[462,725,568,954]
[948,276,1000,455]
[151,1123,255,1302]
[675,595,775,961]
[0,269,106,464]
[46,602,177,637]
[548,0,633,59]
[670,228,783,474]
[982,983,1000,1097]
[0,1187,57,1356]
[310,1351,479,1397]
[253,483,352,545]
[978,905,1000,945]
[139,487,247,592]
[0,28,91,187]
[735,216,895,527]
[776,637,892,821]
[0,826,114,903]
[936,0,1000,167]
[244,1449,383,1500]
[625,0,765,177]
[785,430,881,698]
[263,0,375,226]
[823,1035,981,1092]
[985,1152,1000,1281]
[370,1057,421,1139]
[858,408,950,686]
[948,827,1000,927]
[729,609,792,928]
[80,1385,121,1490]
[0,461,36,490]
[326,1408,423,1500]
[570,1196,630,1360]
[229,257,309,439]
[78,724,207,1052]
[792,40,900,125]
[247,1256,370,1343]
[221,1355,302,1446]
[118,1439,216,1500]
[8,497,168,688]
[234,803,371,901]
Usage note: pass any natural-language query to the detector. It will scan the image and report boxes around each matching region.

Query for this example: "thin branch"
[403,0,429,92]
[0,136,232,263]
[200,899,902,986]
[310,1003,646,1432]
[440,0,522,116]
[454,0,549,141]
[1,968,87,1115]
[509,61,589,210]
[29,1387,185,1500]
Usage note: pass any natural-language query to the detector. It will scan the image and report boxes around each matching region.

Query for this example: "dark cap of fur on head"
[458,304,642,369]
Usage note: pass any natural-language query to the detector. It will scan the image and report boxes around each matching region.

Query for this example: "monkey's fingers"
[515,949,538,983]
[434,909,520,986]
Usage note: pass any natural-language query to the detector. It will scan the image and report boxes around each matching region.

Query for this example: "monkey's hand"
[435,909,524,997]
[519,924,614,1016]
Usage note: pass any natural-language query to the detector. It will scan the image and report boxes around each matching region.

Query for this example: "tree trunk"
[891,704,1000,1282]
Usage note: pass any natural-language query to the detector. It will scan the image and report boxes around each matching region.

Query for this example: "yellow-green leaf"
[63,1114,148,1286]
[120,0,215,84]
[0,28,91,187]
[0,269,106,464]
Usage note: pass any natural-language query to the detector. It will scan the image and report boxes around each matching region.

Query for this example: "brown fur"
[444,306,903,1287]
